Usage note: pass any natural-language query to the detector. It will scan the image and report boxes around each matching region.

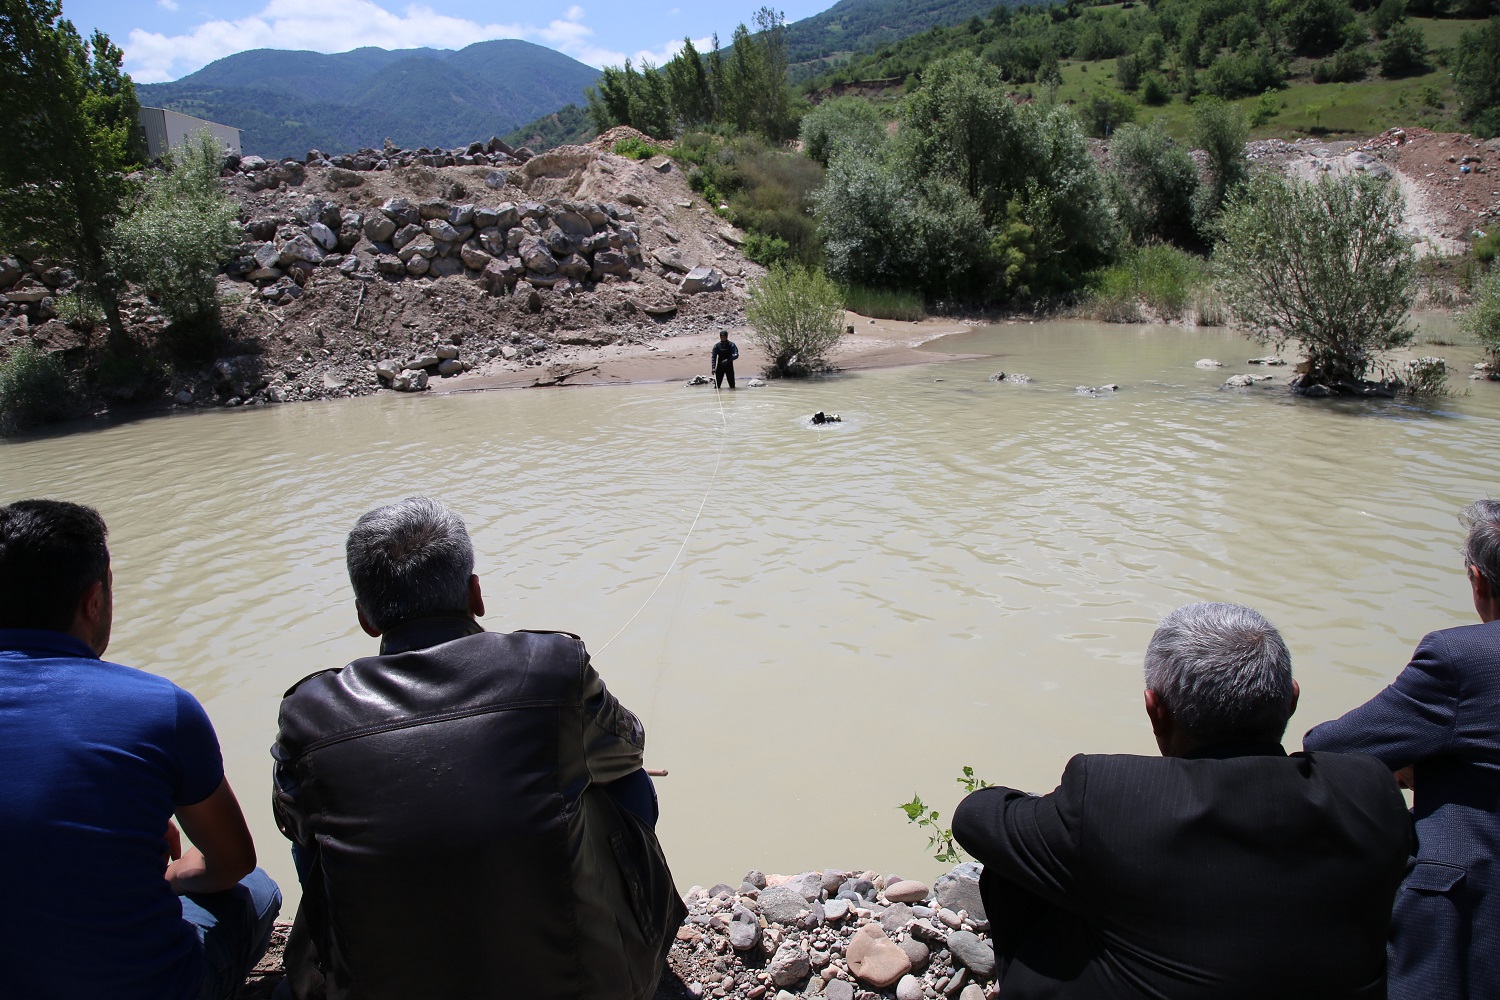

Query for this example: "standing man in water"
[0,499,281,1000]
[1306,499,1500,1000]
[711,329,739,389]
[272,496,682,1000]
[953,602,1410,999]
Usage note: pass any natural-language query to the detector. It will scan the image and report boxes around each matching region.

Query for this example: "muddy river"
[3,318,1496,903]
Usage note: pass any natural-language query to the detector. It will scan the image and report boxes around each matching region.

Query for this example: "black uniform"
[711,338,739,388]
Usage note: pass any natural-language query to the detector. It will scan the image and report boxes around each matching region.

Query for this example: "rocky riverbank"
[240,864,1001,1000]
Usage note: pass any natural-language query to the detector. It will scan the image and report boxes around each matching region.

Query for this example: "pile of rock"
[667,864,996,1000]
[0,253,78,325]
[225,136,533,193]
[375,338,475,392]
[226,188,709,309]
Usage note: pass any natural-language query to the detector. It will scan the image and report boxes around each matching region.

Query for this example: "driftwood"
[530,364,600,387]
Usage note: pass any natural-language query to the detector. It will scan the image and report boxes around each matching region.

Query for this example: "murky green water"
[3,317,1495,902]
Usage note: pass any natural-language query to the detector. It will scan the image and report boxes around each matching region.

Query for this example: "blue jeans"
[181,867,282,1000]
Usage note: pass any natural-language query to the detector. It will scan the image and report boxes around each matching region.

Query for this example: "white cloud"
[156,0,179,10]
[629,35,714,69]
[123,0,637,82]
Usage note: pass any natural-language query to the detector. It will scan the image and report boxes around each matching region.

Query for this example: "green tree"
[745,264,847,377]
[111,130,240,336]
[1108,121,1199,244]
[1191,96,1249,231]
[1462,269,1500,362]
[1279,0,1357,56]
[0,0,145,346]
[1379,22,1430,77]
[628,61,675,140]
[1214,173,1415,390]
[799,97,886,166]
[1454,18,1500,136]
[663,38,713,129]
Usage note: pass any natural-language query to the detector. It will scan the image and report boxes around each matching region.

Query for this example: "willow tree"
[1215,172,1415,392]
[0,0,144,345]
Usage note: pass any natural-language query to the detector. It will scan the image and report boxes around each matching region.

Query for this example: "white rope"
[594,379,728,654]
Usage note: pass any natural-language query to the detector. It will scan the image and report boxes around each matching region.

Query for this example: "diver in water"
[711,331,738,389]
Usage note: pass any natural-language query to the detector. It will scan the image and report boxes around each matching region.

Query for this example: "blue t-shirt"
[0,629,225,1000]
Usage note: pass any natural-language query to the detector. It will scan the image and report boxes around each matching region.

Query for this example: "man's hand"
[164,818,183,861]
[165,778,257,896]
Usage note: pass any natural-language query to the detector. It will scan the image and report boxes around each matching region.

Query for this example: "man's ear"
[1288,679,1300,718]
[355,603,381,638]
[1144,689,1173,756]
[467,574,484,619]
[71,578,110,655]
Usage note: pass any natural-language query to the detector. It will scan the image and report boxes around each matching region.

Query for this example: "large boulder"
[428,256,464,277]
[364,215,397,243]
[680,266,722,294]
[480,258,517,294]
[396,234,438,262]
[652,246,691,273]
[380,197,419,227]
[306,223,339,251]
[278,234,326,266]
[556,253,590,279]
[418,198,452,220]
[591,250,632,279]
[517,235,558,274]
[460,243,494,271]
[552,211,593,236]
[845,923,912,989]
[391,224,422,251]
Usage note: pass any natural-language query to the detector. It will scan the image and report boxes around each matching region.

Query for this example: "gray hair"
[1461,499,1500,593]
[1143,602,1296,744]
[346,497,475,632]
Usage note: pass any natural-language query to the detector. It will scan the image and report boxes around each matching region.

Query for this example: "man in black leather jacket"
[272,497,683,1000]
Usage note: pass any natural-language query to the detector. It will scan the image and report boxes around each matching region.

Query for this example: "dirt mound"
[1247,128,1498,256]
[191,142,759,409]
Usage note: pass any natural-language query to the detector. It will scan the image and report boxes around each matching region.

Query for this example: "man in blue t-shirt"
[0,499,280,999]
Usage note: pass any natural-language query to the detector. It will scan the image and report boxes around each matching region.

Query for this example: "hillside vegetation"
[137,40,599,159]
[801,0,1500,140]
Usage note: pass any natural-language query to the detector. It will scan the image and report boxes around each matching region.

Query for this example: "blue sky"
[59,0,834,83]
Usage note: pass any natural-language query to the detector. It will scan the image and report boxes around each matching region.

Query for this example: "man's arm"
[167,777,257,895]
[730,343,739,361]
[1303,631,1459,768]
[579,652,646,784]
[952,756,1087,911]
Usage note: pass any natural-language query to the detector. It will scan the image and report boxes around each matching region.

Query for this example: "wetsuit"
[711,338,739,388]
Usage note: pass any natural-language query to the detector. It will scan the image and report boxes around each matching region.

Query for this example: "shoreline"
[242,865,998,1000]
[433,312,985,393]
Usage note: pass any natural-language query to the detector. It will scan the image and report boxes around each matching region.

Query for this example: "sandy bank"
[437,313,982,392]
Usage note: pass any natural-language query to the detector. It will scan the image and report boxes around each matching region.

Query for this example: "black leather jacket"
[272,616,682,1000]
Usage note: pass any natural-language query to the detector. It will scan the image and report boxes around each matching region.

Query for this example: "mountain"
[136,40,600,159]
[783,0,1005,66]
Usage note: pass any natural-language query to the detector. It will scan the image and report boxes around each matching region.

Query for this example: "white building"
[137,107,242,159]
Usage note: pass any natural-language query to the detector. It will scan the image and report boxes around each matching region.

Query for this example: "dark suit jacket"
[952,745,1410,1000]
[1304,619,1500,1000]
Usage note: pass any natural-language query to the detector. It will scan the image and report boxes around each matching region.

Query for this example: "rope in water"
[594,375,729,655]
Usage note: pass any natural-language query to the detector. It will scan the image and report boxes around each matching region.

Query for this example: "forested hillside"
[136,40,599,158]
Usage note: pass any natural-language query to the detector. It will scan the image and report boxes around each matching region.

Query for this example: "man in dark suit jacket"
[1304,499,1500,1000]
[953,602,1411,1000]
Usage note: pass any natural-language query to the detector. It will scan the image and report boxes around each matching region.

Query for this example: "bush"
[1313,48,1375,83]
[1141,74,1171,106]
[1379,23,1430,78]
[1454,19,1500,133]
[53,289,104,330]
[1215,172,1416,389]
[800,97,887,166]
[742,232,794,267]
[0,344,71,434]
[1474,229,1500,267]
[111,130,240,335]
[841,285,925,322]
[1203,46,1285,99]
[745,265,847,377]
[1082,89,1137,138]
[1087,244,1206,321]
[613,136,666,160]
[679,135,825,266]
[1399,356,1450,396]
[1108,121,1198,245]
[1462,268,1500,361]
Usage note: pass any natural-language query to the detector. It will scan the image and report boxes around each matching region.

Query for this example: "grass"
[1024,17,1490,143]
[1086,244,1209,322]
[842,284,926,321]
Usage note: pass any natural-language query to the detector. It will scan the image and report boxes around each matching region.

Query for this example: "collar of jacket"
[378,614,484,655]
[1182,741,1288,761]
